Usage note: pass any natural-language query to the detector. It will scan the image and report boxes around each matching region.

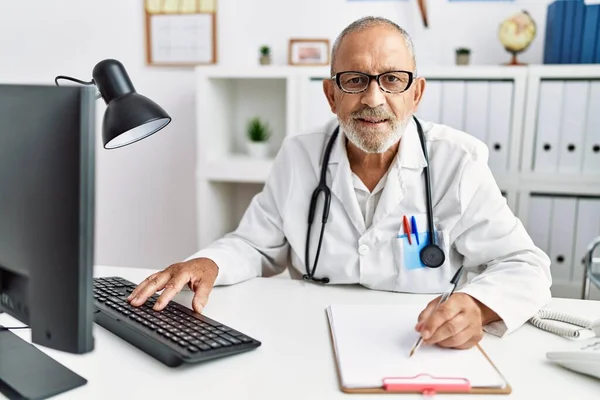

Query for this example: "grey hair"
[330,16,417,77]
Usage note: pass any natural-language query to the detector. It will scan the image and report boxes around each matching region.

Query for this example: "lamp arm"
[54,75,102,99]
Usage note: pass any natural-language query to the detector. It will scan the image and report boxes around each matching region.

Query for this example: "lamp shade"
[92,59,171,149]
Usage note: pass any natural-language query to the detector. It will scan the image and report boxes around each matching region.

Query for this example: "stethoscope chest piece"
[420,243,445,268]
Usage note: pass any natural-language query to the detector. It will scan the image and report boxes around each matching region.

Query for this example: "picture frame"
[288,39,330,66]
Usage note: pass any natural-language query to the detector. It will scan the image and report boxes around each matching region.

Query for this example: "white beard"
[340,114,412,154]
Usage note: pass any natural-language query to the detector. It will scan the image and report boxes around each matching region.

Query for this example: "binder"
[561,1,577,63]
[557,81,589,173]
[534,81,564,172]
[548,197,578,283]
[487,81,512,172]
[527,195,553,255]
[417,80,442,124]
[544,0,566,64]
[440,81,465,131]
[326,304,511,395]
[464,81,489,143]
[569,0,587,63]
[580,4,599,63]
[582,81,600,173]
[572,198,600,284]
[304,77,334,133]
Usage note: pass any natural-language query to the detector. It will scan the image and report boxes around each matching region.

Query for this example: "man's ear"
[323,78,337,114]
[411,77,426,114]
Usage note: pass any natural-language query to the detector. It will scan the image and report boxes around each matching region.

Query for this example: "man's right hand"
[127,258,218,314]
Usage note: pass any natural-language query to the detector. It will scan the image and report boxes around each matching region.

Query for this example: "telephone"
[529,309,600,380]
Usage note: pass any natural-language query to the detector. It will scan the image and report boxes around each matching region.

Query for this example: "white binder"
[527,196,553,255]
[417,80,442,123]
[582,81,600,173]
[464,81,489,143]
[304,77,333,133]
[534,81,564,172]
[486,81,513,172]
[558,81,589,173]
[440,81,465,130]
[548,197,578,284]
[572,198,600,284]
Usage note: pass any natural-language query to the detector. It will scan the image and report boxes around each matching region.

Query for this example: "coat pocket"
[393,227,454,293]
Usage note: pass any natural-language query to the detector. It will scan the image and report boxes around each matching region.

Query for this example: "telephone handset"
[529,309,600,338]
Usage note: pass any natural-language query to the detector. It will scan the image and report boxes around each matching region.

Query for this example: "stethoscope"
[303,116,446,283]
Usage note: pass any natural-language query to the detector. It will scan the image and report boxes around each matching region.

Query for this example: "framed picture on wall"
[288,39,330,66]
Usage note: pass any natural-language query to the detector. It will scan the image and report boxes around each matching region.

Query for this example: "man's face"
[324,26,425,154]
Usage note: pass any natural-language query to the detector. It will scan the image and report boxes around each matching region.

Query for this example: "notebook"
[326,304,511,394]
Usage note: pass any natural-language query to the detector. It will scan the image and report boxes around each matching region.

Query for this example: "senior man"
[128,16,551,350]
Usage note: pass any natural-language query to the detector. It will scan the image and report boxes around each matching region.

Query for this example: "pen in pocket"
[402,215,412,245]
[410,216,420,246]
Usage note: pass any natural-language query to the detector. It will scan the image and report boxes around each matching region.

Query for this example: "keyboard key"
[187,346,199,353]
[220,334,241,345]
[215,338,232,347]
[238,335,253,343]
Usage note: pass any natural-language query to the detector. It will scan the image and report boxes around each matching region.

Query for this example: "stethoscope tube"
[303,126,339,283]
[304,116,444,283]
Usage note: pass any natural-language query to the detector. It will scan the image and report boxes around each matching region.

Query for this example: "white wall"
[217,0,553,68]
[0,0,556,270]
[0,0,198,270]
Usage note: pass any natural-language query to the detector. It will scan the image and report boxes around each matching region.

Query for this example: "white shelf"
[195,64,600,300]
[202,155,274,183]
[418,65,528,79]
[527,64,600,79]
[521,173,600,196]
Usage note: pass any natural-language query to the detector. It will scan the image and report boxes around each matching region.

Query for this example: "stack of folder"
[544,0,600,64]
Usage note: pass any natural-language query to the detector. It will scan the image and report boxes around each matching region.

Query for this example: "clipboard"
[326,304,512,395]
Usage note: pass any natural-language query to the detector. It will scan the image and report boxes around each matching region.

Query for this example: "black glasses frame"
[331,70,415,94]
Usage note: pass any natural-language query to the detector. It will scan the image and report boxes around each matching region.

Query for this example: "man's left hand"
[415,293,499,350]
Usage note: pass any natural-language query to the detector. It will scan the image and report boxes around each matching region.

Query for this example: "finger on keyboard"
[130,272,170,306]
[154,273,190,311]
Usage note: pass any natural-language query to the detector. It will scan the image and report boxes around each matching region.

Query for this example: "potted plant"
[455,48,471,65]
[246,116,271,158]
[259,45,271,65]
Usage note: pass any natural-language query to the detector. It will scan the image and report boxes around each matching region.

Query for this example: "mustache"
[351,107,395,120]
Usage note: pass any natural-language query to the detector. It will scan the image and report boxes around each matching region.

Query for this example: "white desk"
[2,265,600,399]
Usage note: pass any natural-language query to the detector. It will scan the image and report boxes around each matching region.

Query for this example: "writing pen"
[409,265,465,357]
[403,215,412,245]
[410,216,420,246]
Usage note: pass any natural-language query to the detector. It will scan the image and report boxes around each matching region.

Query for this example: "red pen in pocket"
[403,215,412,245]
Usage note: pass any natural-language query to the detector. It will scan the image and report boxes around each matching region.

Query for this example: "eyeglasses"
[331,70,414,94]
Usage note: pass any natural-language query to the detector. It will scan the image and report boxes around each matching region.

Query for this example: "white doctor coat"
[188,118,552,337]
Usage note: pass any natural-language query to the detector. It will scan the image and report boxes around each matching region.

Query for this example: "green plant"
[260,45,270,56]
[247,117,271,142]
[456,47,471,55]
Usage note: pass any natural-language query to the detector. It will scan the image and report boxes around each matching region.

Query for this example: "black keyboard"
[93,276,261,367]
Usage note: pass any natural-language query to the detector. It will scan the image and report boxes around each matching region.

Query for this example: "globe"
[498,10,536,65]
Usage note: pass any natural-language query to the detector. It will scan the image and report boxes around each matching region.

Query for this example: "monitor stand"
[0,326,87,400]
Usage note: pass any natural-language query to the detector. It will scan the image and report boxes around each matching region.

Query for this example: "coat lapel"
[372,118,428,226]
[324,127,367,235]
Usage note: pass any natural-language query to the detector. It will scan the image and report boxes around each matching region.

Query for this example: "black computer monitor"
[0,84,96,399]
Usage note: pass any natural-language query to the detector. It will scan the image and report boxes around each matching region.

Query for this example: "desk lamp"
[55,58,171,148]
